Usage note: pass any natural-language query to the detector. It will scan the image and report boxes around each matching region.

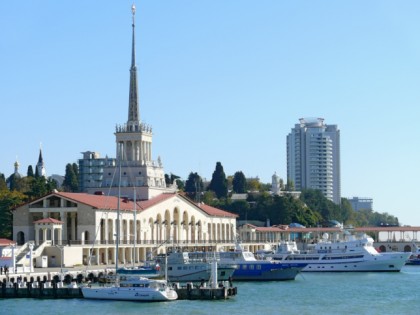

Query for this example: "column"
[104,217,108,244]
[131,141,135,162]
[42,229,47,243]
[35,226,40,245]
[149,142,152,161]
[58,227,62,244]
[51,227,55,245]
[60,212,66,244]
[71,214,76,242]
[95,248,100,265]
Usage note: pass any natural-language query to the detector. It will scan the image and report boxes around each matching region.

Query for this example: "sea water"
[1,266,420,315]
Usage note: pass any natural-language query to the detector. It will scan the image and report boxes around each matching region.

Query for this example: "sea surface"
[2,266,420,315]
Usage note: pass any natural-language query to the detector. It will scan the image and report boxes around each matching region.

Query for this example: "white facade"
[12,192,237,267]
[287,118,341,204]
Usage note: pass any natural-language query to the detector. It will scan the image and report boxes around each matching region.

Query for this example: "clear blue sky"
[1,1,420,226]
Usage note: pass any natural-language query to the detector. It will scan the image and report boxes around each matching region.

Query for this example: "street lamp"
[56,245,64,276]
[28,242,34,273]
[10,243,16,274]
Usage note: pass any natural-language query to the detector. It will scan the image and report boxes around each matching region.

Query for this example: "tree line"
[0,160,399,239]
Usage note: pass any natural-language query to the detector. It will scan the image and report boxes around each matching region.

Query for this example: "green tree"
[165,173,184,190]
[246,178,261,192]
[285,179,295,191]
[0,190,26,238]
[232,171,247,193]
[72,163,79,181]
[28,176,56,198]
[185,172,204,202]
[208,162,228,199]
[0,173,7,191]
[226,199,250,221]
[300,189,342,223]
[63,163,78,192]
[7,174,25,192]
[202,190,216,205]
[27,165,34,177]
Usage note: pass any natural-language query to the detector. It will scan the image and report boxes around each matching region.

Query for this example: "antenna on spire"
[132,4,136,15]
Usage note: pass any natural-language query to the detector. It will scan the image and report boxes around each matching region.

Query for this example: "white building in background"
[271,172,301,199]
[347,197,373,211]
[287,118,341,204]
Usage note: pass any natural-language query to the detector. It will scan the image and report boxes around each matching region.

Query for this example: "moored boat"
[217,242,306,281]
[116,261,162,278]
[81,276,178,301]
[158,251,236,283]
[405,243,420,265]
[265,232,410,272]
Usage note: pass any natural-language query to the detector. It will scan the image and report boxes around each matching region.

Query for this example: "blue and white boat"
[217,242,306,281]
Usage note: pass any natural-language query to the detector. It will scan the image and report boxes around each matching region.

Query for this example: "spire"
[38,147,44,165]
[37,145,46,177]
[128,4,140,124]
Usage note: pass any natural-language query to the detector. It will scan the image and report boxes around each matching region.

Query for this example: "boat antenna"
[116,144,122,273]
[132,188,137,268]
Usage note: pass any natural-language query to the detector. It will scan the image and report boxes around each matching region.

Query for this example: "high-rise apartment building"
[287,118,341,204]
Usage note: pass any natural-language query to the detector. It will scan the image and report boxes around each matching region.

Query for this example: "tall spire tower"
[115,4,153,164]
[128,4,139,125]
[92,4,174,200]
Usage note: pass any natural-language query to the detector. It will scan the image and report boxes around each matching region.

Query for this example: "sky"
[1,1,420,226]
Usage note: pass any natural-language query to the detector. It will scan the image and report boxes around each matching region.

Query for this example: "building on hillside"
[78,151,114,192]
[287,118,341,204]
[12,191,237,267]
[271,172,301,199]
[347,197,373,211]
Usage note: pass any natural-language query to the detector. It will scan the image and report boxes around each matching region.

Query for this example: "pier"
[0,281,236,300]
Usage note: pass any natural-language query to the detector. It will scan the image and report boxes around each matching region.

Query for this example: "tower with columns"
[88,5,175,200]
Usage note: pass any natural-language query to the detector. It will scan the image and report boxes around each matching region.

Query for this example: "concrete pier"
[1,280,237,300]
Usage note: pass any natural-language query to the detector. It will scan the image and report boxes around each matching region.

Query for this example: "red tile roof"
[54,192,177,212]
[47,192,237,218]
[196,202,238,218]
[0,238,15,246]
[33,218,64,224]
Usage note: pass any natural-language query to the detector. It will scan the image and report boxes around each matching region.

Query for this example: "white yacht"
[81,276,178,301]
[266,233,410,272]
[158,251,236,283]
